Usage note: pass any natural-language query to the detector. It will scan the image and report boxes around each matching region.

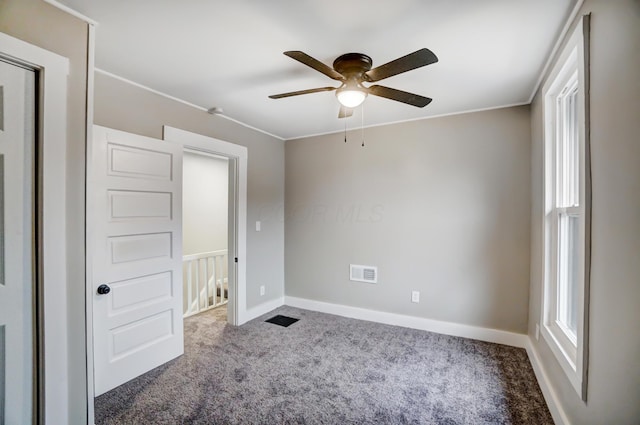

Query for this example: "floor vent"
[350,264,377,283]
[265,315,299,327]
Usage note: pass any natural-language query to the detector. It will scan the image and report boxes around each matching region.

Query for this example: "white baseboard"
[284,296,529,348]
[526,340,571,425]
[243,296,285,323]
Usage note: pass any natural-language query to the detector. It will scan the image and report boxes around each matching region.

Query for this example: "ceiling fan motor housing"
[333,53,373,78]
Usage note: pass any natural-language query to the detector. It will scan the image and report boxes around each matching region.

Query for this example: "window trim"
[540,14,591,401]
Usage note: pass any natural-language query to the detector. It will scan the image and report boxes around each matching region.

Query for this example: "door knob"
[97,284,111,295]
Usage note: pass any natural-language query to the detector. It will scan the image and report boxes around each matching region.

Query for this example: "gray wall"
[286,106,532,333]
[528,1,640,423]
[94,72,285,309]
[0,0,88,422]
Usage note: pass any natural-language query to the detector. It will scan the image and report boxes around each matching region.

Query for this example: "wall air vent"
[350,264,377,284]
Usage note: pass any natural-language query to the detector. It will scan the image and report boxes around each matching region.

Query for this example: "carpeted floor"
[95,305,553,424]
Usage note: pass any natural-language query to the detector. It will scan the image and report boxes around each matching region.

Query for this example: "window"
[541,15,590,400]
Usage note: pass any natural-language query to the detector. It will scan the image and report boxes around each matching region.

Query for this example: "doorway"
[162,126,248,327]
[182,150,230,320]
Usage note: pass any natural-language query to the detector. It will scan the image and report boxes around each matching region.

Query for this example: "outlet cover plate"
[411,291,420,303]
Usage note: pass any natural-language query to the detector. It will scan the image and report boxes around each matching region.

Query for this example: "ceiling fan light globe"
[336,89,367,108]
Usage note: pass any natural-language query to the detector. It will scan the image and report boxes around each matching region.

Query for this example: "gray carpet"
[95,306,553,424]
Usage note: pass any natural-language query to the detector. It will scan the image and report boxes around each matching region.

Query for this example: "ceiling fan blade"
[364,48,438,82]
[269,86,337,99]
[338,106,353,119]
[367,85,432,107]
[284,51,345,81]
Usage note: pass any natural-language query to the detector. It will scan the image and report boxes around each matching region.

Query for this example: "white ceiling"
[59,0,576,140]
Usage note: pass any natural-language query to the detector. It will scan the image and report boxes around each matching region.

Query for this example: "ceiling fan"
[269,48,438,118]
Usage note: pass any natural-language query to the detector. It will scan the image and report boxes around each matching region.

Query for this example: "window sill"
[540,324,583,397]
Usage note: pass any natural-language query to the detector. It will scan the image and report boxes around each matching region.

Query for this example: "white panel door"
[91,125,183,396]
[0,59,35,423]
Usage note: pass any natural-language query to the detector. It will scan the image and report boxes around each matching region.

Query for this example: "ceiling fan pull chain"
[344,118,347,143]
[361,104,365,147]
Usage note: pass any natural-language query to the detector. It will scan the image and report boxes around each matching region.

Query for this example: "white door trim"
[0,32,70,424]
[162,126,249,325]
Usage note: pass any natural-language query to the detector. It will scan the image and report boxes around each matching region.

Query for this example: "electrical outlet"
[411,291,420,303]
[535,324,540,340]
[260,285,265,296]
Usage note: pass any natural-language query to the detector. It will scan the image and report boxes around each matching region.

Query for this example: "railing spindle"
[205,258,210,309]
[187,262,193,315]
[212,257,218,307]
[196,258,201,313]
[223,254,228,302]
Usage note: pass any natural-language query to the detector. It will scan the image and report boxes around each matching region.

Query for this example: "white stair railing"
[183,250,228,317]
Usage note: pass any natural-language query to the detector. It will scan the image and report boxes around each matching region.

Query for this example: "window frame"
[540,15,591,401]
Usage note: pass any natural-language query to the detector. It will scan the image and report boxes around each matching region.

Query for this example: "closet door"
[0,58,36,424]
